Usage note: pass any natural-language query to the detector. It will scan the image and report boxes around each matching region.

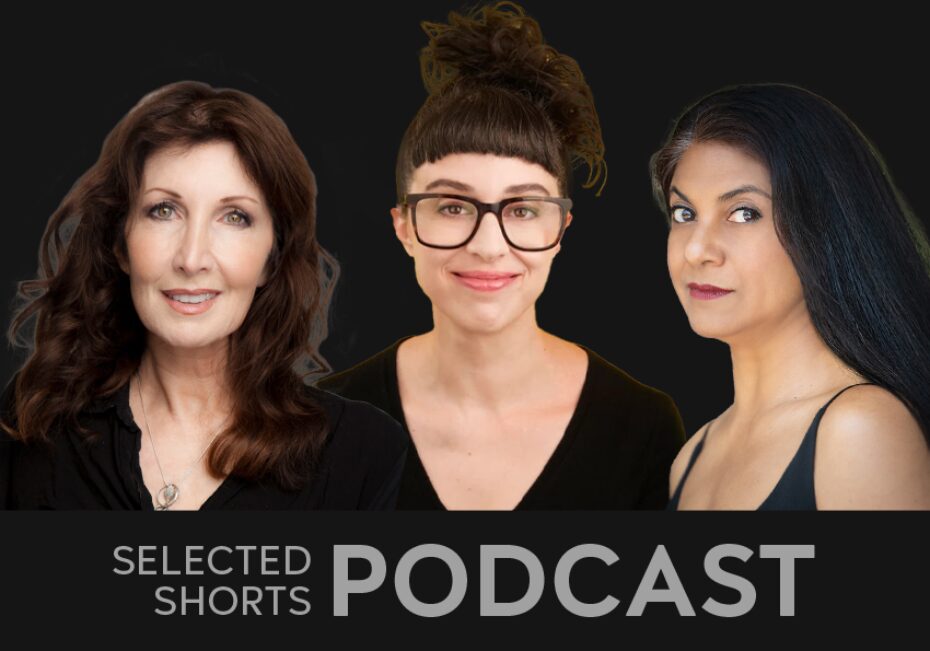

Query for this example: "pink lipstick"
[162,289,221,315]
[687,283,734,300]
[452,271,520,292]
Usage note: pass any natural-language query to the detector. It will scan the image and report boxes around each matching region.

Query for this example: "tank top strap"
[811,382,875,429]
[667,419,715,509]
[759,381,875,510]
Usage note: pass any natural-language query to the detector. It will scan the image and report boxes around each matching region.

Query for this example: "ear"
[115,215,134,275]
[550,211,573,257]
[256,244,279,289]
[114,238,130,275]
[391,206,415,257]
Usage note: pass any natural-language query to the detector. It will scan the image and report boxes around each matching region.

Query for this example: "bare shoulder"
[669,419,714,496]
[816,384,930,509]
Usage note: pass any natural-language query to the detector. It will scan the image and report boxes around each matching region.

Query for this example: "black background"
[2,2,928,642]
[4,1,928,436]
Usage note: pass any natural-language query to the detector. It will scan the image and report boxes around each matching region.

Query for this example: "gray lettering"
[289,586,311,615]
[286,546,311,575]
[480,545,544,616]
[702,544,756,617]
[208,586,238,616]
[554,544,620,617]
[332,545,387,616]
[113,545,135,575]
[207,546,233,575]
[395,544,467,617]
[760,544,815,616]
[185,546,204,575]
[626,545,695,616]
[154,586,175,615]
[241,586,264,615]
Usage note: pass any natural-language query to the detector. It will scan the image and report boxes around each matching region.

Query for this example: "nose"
[173,216,215,275]
[683,221,725,267]
[464,211,509,259]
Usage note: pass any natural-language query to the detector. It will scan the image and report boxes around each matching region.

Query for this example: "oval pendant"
[156,483,180,510]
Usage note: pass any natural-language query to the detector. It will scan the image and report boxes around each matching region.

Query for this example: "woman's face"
[122,140,275,353]
[392,153,570,334]
[666,141,806,344]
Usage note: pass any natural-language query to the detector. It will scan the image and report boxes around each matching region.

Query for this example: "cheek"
[767,254,804,307]
[744,234,804,310]
[125,226,170,284]
[410,248,451,297]
[666,232,686,282]
[521,251,555,286]
[220,241,272,287]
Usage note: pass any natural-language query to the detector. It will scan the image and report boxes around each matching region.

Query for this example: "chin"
[149,329,232,352]
[685,314,745,343]
[437,303,512,335]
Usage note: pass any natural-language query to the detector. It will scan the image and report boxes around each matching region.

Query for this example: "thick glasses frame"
[402,193,573,252]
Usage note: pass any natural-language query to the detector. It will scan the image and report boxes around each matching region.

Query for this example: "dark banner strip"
[0,512,924,643]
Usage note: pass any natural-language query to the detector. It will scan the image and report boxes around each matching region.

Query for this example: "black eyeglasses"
[402,193,572,251]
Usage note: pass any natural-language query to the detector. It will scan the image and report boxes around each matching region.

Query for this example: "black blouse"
[316,340,686,510]
[0,379,408,510]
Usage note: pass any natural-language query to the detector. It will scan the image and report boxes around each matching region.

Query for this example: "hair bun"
[421,2,551,95]
[419,1,606,192]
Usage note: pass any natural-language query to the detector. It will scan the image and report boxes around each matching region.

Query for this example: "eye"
[147,201,177,220]
[436,201,474,217]
[669,206,695,223]
[728,207,762,223]
[508,204,539,219]
[222,209,252,226]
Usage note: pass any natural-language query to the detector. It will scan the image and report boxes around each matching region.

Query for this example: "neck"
[423,305,555,409]
[137,336,232,422]
[727,308,861,418]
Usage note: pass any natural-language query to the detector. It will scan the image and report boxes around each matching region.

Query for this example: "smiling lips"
[452,271,521,292]
[687,282,734,300]
[162,289,221,315]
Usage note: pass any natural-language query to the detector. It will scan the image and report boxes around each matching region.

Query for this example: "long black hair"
[650,83,930,444]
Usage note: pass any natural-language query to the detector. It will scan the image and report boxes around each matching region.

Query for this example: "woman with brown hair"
[317,2,685,510]
[0,81,407,510]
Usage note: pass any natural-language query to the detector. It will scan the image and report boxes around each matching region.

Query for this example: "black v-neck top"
[315,340,686,510]
[0,378,408,510]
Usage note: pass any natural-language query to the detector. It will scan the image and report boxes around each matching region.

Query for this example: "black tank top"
[667,383,873,510]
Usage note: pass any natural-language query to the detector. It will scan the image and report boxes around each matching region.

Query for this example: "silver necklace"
[135,371,227,511]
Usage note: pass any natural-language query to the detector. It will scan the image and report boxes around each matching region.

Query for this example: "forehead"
[671,142,771,197]
[410,153,560,198]
[141,140,261,196]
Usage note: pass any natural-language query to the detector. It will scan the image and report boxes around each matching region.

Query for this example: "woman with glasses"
[317,2,685,509]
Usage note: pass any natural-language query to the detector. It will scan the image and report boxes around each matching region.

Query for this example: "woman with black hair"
[318,2,685,510]
[654,84,930,509]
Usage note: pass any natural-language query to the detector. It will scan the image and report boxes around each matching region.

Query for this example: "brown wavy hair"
[3,81,338,490]
[396,1,607,199]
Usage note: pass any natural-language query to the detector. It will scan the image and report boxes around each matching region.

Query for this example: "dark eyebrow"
[144,187,181,198]
[503,183,552,196]
[141,189,259,205]
[719,184,771,202]
[219,195,260,205]
[669,185,693,204]
[424,179,474,192]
